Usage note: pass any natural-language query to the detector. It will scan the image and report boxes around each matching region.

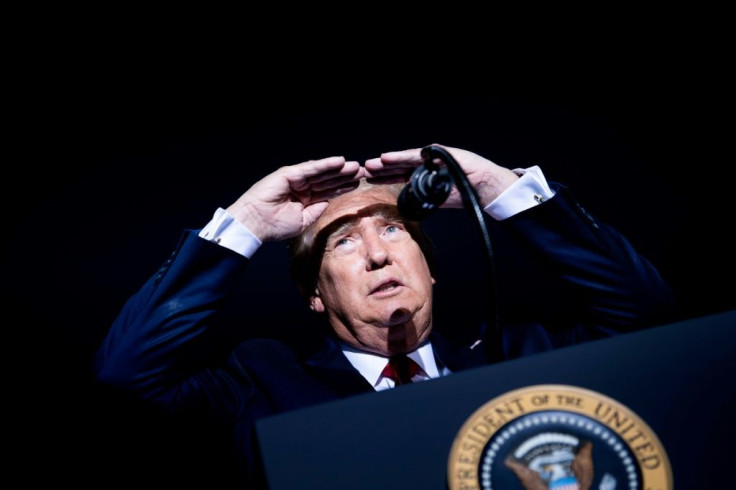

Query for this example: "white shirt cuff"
[198,207,262,258]
[484,165,555,220]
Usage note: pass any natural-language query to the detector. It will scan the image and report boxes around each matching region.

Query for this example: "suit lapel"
[304,336,376,397]
[430,329,489,372]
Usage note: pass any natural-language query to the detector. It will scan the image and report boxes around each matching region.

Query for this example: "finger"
[363,162,413,185]
[378,148,424,164]
[363,166,412,179]
[308,173,364,193]
[364,160,417,174]
[292,156,347,177]
[287,159,361,191]
[364,150,423,172]
[301,201,331,226]
[307,180,362,201]
[306,163,364,192]
[305,160,364,185]
[286,156,353,184]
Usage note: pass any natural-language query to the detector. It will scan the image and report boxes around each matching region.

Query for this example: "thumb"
[302,201,330,229]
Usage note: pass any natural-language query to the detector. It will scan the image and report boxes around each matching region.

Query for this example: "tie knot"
[381,355,421,385]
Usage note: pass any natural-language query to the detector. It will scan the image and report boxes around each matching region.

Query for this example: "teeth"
[377,282,397,292]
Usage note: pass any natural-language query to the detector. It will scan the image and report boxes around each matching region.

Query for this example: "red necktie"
[381,355,421,385]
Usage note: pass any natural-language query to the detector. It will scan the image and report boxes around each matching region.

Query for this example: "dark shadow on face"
[386,316,420,355]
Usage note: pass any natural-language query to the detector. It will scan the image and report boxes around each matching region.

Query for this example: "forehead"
[313,187,399,234]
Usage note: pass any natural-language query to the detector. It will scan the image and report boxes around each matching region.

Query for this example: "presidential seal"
[447,384,672,490]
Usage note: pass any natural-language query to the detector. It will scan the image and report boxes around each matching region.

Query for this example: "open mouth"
[371,281,400,294]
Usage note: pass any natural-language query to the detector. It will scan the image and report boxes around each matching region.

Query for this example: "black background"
[5,15,733,485]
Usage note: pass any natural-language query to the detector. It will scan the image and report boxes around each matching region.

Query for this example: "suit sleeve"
[496,183,676,358]
[93,229,264,418]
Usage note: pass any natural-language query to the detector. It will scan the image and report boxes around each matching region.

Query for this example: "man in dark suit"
[93,144,674,487]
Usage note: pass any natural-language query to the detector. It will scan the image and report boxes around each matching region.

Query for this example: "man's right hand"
[225,157,364,242]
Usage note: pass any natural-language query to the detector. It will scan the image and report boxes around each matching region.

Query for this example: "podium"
[256,310,736,489]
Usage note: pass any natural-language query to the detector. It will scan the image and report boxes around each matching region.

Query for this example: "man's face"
[309,187,435,356]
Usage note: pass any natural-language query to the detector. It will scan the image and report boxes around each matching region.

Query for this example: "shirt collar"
[340,341,441,388]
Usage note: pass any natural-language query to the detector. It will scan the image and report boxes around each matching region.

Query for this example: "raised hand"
[364,144,519,208]
[226,157,365,242]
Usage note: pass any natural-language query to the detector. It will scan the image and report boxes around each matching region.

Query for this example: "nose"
[363,229,390,270]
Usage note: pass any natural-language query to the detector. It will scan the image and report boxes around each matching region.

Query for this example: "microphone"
[397,160,453,221]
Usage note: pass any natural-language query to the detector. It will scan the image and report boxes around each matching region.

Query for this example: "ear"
[309,288,325,313]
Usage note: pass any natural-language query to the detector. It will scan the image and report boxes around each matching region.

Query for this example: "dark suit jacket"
[93,184,674,486]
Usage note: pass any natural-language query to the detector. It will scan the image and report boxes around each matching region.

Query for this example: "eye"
[329,235,358,254]
[383,223,407,240]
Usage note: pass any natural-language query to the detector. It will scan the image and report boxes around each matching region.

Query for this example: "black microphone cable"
[401,145,504,364]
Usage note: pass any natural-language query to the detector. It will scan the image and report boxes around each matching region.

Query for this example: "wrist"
[476,168,521,207]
